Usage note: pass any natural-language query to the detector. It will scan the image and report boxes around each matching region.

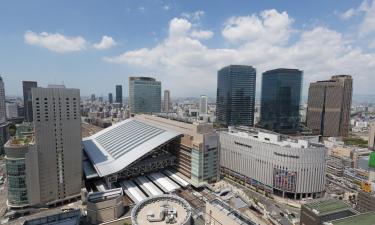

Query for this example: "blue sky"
[1,0,375,98]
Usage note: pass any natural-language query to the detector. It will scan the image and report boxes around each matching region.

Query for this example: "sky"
[1,0,375,98]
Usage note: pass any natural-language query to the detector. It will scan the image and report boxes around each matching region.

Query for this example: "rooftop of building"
[131,195,192,225]
[5,136,35,147]
[303,198,351,216]
[223,126,324,149]
[129,76,157,81]
[83,117,182,177]
[263,68,303,74]
[87,188,123,203]
[327,212,375,225]
[209,198,256,225]
[23,210,80,225]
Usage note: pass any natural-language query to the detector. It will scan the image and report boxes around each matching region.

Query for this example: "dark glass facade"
[22,81,37,122]
[216,65,256,126]
[115,85,122,105]
[260,68,303,134]
[108,93,113,104]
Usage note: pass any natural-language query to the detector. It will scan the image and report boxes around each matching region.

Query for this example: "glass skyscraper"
[115,85,122,105]
[216,65,256,126]
[260,68,303,134]
[129,77,161,114]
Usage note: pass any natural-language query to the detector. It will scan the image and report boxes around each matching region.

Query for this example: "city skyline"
[1,0,375,97]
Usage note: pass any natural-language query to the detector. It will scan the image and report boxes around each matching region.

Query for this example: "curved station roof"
[83,118,182,177]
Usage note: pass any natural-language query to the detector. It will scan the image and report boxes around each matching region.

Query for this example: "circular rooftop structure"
[131,194,192,225]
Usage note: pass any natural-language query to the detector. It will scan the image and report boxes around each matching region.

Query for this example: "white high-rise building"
[0,76,6,123]
[6,103,18,119]
[32,86,82,205]
[164,90,170,112]
[199,95,208,115]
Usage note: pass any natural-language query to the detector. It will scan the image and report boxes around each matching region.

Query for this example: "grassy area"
[343,137,368,148]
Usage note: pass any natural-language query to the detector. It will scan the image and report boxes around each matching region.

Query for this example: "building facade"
[220,127,326,199]
[115,85,122,105]
[22,81,38,122]
[136,114,220,185]
[32,86,82,205]
[163,90,170,112]
[129,77,161,114]
[306,75,353,137]
[0,76,6,123]
[260,68,303,134]
[369,121,375,150]
[108,93,113,104]
[199,95,208,115]
[5,136,40,208]
[216,65,256,127]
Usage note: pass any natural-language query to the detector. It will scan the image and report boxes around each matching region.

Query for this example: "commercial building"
[131,195,192,225]
[216,65,256,126]
[199,95,208,115]
[32,86,82,205]
[6,102,18,119]
[115,84,122,105]
[5,136,40,208]
[0,76,6,123]
[0,76,9,154]
[129,77,161,114]
[300,198,356,225]
[22,81,38,122]
[357,189,375,213]
[83,114,219,189]
[260,68,303,134]
[369,121,375,150]
[86,188,124,224]
[108,93,113,104]
[325,212,375,225]
[220,127,326,199]
[163,90,170,112]
[306,75,353,137]
[205,198,256,225]
[23,209,81,225]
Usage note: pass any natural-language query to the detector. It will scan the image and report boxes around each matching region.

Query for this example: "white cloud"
[190,30,213,40]
[163,5,170,10]
[181,10,205,21]
[93,35,117,50]
[222,9,294,45]
[104,10,375,97]
[24,31,87,53]
[359,0,375,36]
[341,8,356,20]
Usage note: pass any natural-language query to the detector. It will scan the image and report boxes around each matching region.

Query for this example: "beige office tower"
[32,86,82,205]
[307,75,353,137]
[369,121,375,150]
[163,90,170,112]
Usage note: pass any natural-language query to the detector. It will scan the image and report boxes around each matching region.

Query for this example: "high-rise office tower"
[216,65,256,126]
[199,95,208,115]
[32,86,82,204]
[0,76,8,154]
[307,75,353,137]
[0,77,6,123]
[115,85,122,105]
[260,68,303,134]
[129,77,161,114]
[163,90,170,112]
[369,122,375,150]
[22,81,38,122]
[108,93,113,104]
[90,94,96,102]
